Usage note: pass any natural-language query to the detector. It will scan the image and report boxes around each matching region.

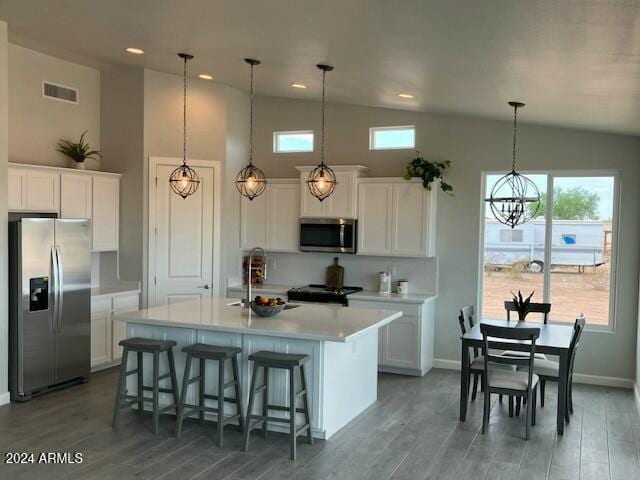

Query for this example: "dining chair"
[480,323,540,440]
[458,306,483,401]
[519,316,585,422]
[504,301,552,362]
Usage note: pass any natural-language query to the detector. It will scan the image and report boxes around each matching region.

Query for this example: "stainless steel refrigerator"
[9,215,91,401]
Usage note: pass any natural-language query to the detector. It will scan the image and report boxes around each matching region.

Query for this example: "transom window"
[369,125,415,150]
[480,172,618,329]
[273,130,314,153]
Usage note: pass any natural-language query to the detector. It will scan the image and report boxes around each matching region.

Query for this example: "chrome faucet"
[244,247,267,307]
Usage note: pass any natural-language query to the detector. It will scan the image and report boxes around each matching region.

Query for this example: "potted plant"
[511,290,535,321]
[403,151,453,194]
[56,130,101,169]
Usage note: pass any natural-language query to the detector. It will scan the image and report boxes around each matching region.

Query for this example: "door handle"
[199,284,212,290]
[50,246,58,334]
[55,246,64,332]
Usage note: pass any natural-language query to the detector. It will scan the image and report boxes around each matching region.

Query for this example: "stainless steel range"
[287,284,363,306]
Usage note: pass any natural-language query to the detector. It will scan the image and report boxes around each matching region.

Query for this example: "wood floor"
[0,367,639,480]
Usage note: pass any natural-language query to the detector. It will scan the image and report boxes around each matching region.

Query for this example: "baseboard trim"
[0,391,10,406]
[634,383,640,415]
[432,358,634,389]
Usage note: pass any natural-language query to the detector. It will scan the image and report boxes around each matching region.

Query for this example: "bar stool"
[112,337,179,435]
[243,351,313,460]
[175,343,244,447]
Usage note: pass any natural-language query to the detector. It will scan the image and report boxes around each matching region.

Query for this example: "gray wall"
[0,21,8,403]
[253,95,640,381]
[9,44,101,169]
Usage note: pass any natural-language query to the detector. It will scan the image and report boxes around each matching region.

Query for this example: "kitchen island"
[114,297,402,439]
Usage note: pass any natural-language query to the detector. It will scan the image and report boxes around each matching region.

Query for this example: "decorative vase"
[517,310,529,321]
[74,162,86,170]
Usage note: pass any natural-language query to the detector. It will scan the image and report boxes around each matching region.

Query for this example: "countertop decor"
[56,130,101,170]
[403,151,452,193]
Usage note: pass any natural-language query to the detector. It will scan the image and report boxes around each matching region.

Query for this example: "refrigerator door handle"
[50,245,58,334]
[55,245,64,333]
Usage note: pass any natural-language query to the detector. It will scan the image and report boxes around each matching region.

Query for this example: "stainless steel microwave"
[299,218,357,253]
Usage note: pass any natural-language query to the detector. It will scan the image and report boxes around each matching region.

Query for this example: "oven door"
[299,218,356,253]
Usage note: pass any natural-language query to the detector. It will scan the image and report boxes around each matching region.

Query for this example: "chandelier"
[485,101,540,228]
[236,58,267,200]
[306,64,336,201]
[169,53,201,199]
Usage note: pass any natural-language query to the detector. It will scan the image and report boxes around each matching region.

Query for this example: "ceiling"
[2,0,640,135]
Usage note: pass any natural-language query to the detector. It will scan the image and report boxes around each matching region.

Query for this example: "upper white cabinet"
[240,179,300,252]
[61,172,92,219]
[8,163,121,252]
[296,166,366,219]
[358,179,436,257]
[92,176,120,252]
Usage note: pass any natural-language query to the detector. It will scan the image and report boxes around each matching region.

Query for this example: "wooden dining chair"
[480,323,540,440]
[519,316,586,422]
[458,306,483,401]
[504,301,552,324]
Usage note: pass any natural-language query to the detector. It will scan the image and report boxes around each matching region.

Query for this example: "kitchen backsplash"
[234,252,438,293]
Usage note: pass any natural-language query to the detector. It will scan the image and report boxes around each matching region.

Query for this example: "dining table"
[459,318,575,435]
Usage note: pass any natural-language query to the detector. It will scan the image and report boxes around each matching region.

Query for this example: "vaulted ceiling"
[2,0,640,134]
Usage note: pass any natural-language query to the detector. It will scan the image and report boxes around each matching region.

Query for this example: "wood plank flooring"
[0,367,638,480]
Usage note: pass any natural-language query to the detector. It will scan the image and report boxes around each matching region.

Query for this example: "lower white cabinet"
[349,299,435,376]
[91,292,140,371]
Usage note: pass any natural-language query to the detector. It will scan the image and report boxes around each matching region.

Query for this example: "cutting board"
[326,257,344,290]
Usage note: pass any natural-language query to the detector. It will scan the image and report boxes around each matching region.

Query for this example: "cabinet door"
[391,183,427,256]
[268,183,300,251]
[25,169,60,212]
[92,176,119,251]
[299,178,325,218]
[8,167,26,211]
[357,183,393,255]
[325,171,356,218]
[61,172,92,219]
[381,315,421,370]
[240,193,269,249]
[91,312,111,368]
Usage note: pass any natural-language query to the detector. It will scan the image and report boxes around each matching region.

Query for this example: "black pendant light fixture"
[236,58,267,200]
[485,101,541,228]
[306,64,337,201]
[169,53,201,199]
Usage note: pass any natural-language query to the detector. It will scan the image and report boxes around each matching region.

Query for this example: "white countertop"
[227,284,436,304]
[114,296,402,343]
[91,281,141,299]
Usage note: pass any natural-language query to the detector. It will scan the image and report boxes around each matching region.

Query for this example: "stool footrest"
[247,414,293,425]
[141,386,175,394]
[203,393,240,403]
[158,373,172,381]
[254,384,266,393]
[296,424,310,436]
[223,380,237,389]
[188,376,201,385]
[158,404,178,413]
[266,404,308,414]
[125,368,139,376]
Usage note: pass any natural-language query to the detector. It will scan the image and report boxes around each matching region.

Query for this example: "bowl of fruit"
[250,296,287,317]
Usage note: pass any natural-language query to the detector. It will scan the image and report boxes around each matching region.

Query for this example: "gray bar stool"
[243,351,313,460]
[175,343,244,447]
[112,337,179,435]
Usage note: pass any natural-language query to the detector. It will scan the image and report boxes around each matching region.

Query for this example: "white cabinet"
[61,172,92,219]
[91,292,140,371]
[296,166,365,219]
[357,179,436,257]
[92,176,120,251]
[240,180,300,252]
[8,166,60,212]
[8,167,26,211]
[349,299,434,376]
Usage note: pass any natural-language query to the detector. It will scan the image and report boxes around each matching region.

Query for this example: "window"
[273,130,314,153]
[369,125,415,150]
[480,173,618,328]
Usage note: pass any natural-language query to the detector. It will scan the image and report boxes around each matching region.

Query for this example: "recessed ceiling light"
[125,47,144,55]
[290,83,307,89]
[397,93,414,99]
[198,74,214,80]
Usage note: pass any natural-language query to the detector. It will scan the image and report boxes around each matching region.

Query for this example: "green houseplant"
[511,290,535,321]
[403,151,453,194]
[56,130,101,170]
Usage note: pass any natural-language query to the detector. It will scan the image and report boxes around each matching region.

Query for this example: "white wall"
[253,95,640,381]
[0,21,9,404]
[8,44,100,169]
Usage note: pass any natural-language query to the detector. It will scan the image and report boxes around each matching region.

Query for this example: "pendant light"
[236,58,267,200]
[306,64,336,201]
[485,101,541,228]
[169,53,201,199]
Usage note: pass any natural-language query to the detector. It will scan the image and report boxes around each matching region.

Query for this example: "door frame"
[147,156,222,306]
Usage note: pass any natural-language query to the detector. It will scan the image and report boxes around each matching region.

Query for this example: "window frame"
[272,130,314,153]
[368,125,416,151]
[478,169,621,332]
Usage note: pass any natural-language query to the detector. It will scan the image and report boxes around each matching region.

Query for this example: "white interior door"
[150,160,217,306]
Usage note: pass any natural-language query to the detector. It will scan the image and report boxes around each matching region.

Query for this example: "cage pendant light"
[485,101,541,228]
[306,64,337,201]
[236,58,267,201]
[169,53,201,199]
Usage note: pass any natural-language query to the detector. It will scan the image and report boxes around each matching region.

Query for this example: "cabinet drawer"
[349,300,420,318]
[91,298,112,314]
[113,294,140,312]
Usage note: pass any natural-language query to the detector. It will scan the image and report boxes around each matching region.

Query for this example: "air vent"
[42,82,78,104]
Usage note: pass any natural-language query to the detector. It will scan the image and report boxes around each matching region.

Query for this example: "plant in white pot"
[56,130,101,170]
